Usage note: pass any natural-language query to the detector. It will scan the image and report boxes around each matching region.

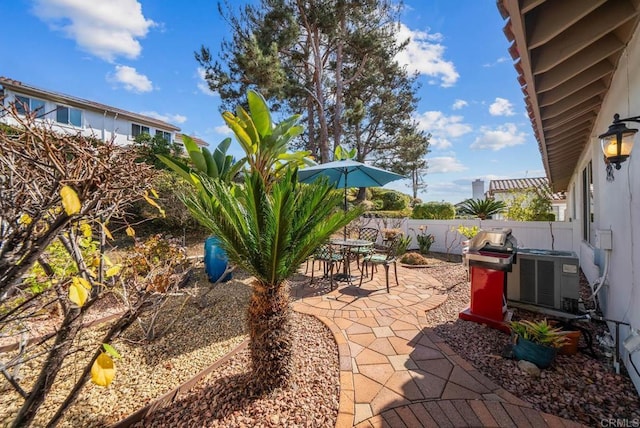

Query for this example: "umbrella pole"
[343,170,348,239]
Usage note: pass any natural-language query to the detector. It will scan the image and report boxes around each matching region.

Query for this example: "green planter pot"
[512,336,557,369]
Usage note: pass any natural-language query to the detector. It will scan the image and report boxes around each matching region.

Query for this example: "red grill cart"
[459,229,517,333]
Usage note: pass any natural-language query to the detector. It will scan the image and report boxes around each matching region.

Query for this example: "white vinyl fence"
[357,217,576,255]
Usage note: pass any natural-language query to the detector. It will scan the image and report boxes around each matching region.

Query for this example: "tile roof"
[176,133,208,147]
[488,177,566,201]
[0,77,180,132]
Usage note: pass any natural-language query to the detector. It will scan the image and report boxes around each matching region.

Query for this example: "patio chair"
[310,242,344,290]
[358,234,401,293]
[350,227,379,269]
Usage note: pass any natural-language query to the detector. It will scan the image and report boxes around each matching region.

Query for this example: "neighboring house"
[499,1,640,393]
[0,77,180,145]
[488,177,566,221]
[176,133,208,147]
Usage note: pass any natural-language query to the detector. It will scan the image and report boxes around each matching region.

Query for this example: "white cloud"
[452,99,468,110]
[471,123,526,151]
[139,111,187,124]
[197,67,217,97]
[483,57,509,67]
[394,24,459,87]
[489,97,515,116]
[107,65,153,93]
[415,110,472,150]
[214,125,233,135]
[32,0,154,62]
[428,156,468,174]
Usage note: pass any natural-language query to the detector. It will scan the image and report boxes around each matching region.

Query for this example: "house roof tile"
[488,177,566,201]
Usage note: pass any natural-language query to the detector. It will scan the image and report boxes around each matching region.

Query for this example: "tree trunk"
[333,3,346,154]
[247,280,292,392]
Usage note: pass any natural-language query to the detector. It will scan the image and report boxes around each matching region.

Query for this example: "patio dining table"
[330,238,374,282]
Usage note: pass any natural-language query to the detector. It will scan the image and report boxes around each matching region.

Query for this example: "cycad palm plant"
[185,168,357,389]
[179,90,360,391]
[458,198,506,220]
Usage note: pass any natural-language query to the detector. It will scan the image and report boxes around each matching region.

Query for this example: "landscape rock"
[517,359,541,377]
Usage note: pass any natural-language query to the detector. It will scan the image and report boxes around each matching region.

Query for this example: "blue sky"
[0,0,545,203]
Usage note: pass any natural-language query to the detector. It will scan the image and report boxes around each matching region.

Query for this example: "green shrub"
[369,208,411,218]
[133,171,206,233]
[533,212,556,221]
[371,199,384,210]
[380,191,407,210]
[412,201,456,219]
[396,234,412,255]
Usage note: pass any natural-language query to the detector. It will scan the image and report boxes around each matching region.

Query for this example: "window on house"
[56,105,82,127]
[131,123,150,138]
[156,130,172,142]
[582,161,594,243]
[15,95,46,118]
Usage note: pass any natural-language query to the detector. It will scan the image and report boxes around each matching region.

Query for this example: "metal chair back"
[358,227,379,244]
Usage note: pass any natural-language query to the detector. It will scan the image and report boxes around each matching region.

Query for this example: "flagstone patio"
[291,261,586,427]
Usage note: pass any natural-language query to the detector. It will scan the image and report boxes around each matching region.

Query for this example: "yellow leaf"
[79,223,92,238]
[72,276,92,290]
[125,226,135,237]
[150,188,159,198]
[103,255,114,267]
[105,265,122,278]
[91,353,115,387]
[69,280,88,307]
[60,186,81,215]
[143,193,165,217]
[19,214,33,225]
[100,222,114,240]
[92,257,101,268]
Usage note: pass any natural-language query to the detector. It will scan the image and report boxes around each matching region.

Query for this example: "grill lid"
[467,228,517,253]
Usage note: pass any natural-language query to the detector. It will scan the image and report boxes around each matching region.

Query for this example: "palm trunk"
[247,281,292,391]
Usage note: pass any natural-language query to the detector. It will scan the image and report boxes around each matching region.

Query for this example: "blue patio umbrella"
[298,159,406,237]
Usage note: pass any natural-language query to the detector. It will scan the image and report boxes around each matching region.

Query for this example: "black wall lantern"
[598,113,638,181]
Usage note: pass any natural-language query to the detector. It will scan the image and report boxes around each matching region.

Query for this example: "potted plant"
[509,319,568,368]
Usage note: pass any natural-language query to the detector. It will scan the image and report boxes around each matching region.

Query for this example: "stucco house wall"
[0,78,180,145]
[566,26,640,387]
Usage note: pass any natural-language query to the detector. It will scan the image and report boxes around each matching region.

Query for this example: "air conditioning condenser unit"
[506,249,580,313]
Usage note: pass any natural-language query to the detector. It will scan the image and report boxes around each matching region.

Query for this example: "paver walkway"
[291,261,584,428]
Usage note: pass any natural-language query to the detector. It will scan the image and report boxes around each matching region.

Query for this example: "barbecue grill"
[459,228,517,333]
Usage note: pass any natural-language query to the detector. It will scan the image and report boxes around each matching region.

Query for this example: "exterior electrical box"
[506,249,580,313]
[595,229,613,250]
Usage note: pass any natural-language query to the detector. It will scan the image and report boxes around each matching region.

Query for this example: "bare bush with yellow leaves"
[0,101,165,426]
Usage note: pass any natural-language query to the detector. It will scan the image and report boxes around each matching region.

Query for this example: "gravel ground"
[424,256,640,426]
[0,267,251,427]
[3,250,639,427]
[135,310,339,428]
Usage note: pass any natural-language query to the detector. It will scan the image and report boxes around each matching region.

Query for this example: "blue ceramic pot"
[513,336,557,369]
[204,236,232,283]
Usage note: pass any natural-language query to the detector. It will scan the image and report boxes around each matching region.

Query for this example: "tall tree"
[196,0,420,170]
[375,126,430,201]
